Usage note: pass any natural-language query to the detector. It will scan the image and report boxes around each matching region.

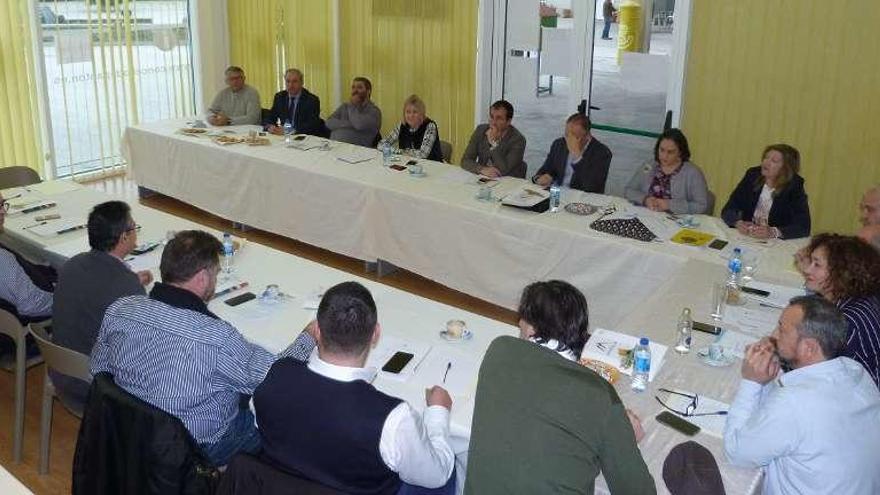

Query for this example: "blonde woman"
[378,94,443,161]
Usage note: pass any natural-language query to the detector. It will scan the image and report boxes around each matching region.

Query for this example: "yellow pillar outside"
[617,1,643,63]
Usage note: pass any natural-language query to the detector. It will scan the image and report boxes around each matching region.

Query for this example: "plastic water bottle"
[549,184,561,212]
[631,338,651,392]
[283,120,294,145]
[674,308,693,354]
[726,247,743,304]
[222,232,234,274]
[382,142,391,167]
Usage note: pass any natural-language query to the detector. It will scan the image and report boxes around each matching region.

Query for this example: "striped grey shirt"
[90,294,315,444]
[0,247,52,318]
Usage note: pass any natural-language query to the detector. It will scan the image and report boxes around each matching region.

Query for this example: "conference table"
[122,120,805,331]
[1,178,806,493]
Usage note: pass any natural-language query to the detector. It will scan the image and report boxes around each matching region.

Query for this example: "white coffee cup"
[446,320,466,338]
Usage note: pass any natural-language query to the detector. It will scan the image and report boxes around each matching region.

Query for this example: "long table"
[1,181,786,494]
[123,119,805,330]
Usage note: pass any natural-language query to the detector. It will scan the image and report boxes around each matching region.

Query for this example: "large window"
[36,0,195,178]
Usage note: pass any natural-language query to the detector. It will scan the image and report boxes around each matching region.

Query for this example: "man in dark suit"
[532,113,613,194]
[263,68,324,136]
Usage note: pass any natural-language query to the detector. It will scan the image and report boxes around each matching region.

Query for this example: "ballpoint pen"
[443,362,452,384]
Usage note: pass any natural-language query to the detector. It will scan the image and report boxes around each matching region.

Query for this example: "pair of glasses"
[655,388,728,417]
[126,224,141,233]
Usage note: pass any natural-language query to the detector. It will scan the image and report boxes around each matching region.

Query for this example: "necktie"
[288,95,298,128]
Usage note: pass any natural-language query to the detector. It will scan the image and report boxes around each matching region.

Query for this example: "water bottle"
[222,232,234,274]
[382,142,391,167]
[631,337,651,392]
[549,184,561,212]
[283,120,294,145]
[726,247,743,304]
[674,307,693,354]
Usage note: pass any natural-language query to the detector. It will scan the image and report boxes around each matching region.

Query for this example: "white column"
[190,0,230,115]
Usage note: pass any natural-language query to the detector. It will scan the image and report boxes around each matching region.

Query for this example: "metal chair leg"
[13,330,25,463]
[39,370,54,474]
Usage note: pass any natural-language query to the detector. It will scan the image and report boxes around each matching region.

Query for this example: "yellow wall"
[681,0,880,233]
[227,0,478,161]
[339,0,478,162]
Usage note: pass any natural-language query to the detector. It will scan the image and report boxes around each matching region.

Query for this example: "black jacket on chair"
[216,454,344,495]
[263,88,324,137]
[72,373,219,495]
[720,166,811,239]
[533,137,613,193]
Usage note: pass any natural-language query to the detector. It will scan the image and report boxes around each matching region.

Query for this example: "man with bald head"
[860,186,880,226]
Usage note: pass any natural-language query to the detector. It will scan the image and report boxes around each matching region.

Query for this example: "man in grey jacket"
[326,77,382,147]
[52,201,153,405]
[461,100,527,178]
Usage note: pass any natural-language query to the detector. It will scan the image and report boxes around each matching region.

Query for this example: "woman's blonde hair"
[402,94,426,120]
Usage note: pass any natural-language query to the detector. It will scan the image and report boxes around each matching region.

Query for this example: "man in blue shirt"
[91,230,316,466]
[724,296,880,494]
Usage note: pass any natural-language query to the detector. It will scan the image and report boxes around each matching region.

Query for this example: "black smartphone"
[656,411,700,436]
[131,242,160,256]
[224,292,256,306]
[406,160,419,166]
[692,321,723,336]
[382,351,414,374]
[293,134,307,141]
[741,286,771,297]
[708,239,729,250]
[389,164,407,171]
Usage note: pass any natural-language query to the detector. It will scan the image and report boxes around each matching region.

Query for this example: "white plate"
[697,347,737,367]
[439,329,473,342]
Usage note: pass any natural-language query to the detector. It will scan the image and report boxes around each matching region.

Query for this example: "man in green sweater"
[465,281,655,494]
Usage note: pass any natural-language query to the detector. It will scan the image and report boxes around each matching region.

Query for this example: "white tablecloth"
[123,119,805,330]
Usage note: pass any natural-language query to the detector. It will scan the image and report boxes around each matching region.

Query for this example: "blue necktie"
[288,95,298,128]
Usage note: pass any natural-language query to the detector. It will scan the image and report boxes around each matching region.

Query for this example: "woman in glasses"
[465,281,654,494]
[800,233,880,386]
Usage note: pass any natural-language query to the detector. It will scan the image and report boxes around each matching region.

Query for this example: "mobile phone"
[293,134,307,141]
[389,164,407,171]
[692,321,722,336]
[131,242,160,256]
[741,286,771,297]
[406,160,419,166]
[224,292,256,306]
[708,239,729,250]
[477,177,494,184]
[656,411,700,436]
[382,351,414,374]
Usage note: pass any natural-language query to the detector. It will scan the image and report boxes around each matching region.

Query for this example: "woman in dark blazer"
[721,143,810,239]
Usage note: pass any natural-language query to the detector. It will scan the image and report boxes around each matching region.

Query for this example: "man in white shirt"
[207,66,261,126]
[859,185,880,226]
[724,295,880,495]
[253,281,455,494]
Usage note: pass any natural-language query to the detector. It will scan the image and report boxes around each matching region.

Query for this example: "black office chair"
[72,373,219,495]
[216,453,344,495]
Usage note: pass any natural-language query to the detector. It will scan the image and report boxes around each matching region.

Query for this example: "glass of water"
[741,252,759,283]
[711,282,727,320]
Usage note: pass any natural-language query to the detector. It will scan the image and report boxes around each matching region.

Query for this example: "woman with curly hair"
[802,233,880,385]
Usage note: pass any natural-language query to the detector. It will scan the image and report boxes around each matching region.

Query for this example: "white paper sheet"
[663,388,730,438]
[715,329,760,359]
[29,218,86,237]
[414,347,480,397]
[743,281,806,308]
[723,303,781,337]
[581,328,668,382]
[367,333,432,382]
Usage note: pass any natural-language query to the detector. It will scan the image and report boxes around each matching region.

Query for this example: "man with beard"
[90,230,316,465]
[325,77,382,147]
[723,296,880,495]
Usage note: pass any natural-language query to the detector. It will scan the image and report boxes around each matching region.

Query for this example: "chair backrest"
[29,325,91,382]
[440,140,453,163]
[73,373,219,495]
[0,166,41,190]
[0,307,23,340]
[216,453,344,495]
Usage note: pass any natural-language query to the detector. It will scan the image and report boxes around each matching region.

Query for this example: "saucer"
[408,171,427,178]
[697,347,736,367]
[439,329,473,342]
[564,203,598,216]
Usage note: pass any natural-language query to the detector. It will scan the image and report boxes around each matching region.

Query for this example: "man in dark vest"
[253,281,456,495]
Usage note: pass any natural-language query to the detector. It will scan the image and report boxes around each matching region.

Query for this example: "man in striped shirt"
[0,192,53,322]
[90,230,316,466]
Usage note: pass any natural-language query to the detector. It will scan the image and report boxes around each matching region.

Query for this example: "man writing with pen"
[252,281,457,495]
[724,296,880,495]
